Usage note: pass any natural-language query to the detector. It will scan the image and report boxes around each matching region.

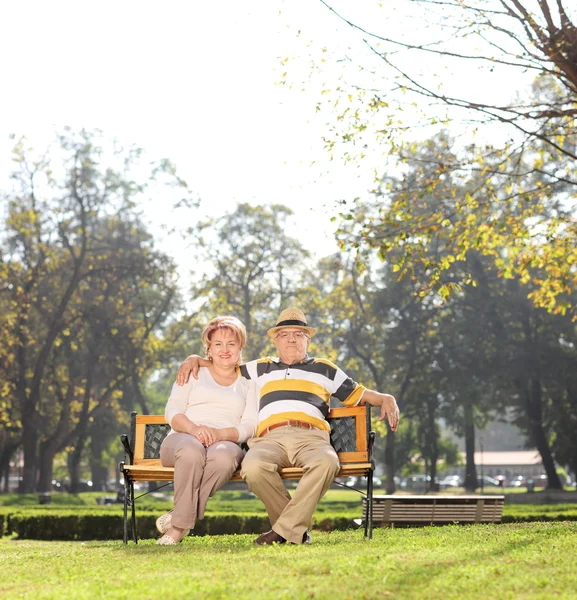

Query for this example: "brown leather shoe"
[254,529,286,545]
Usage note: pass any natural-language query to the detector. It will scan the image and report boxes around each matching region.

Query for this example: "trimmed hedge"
[4,510,359,540]
[4,506,577,540]
[501,514,577,523]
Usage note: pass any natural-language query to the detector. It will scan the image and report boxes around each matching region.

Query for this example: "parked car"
[477,475,501,488]
[406,474,435,491]
[532,474,548,488]
[342,475,383,489]
[510,475,528,488]
[439,475,462,488]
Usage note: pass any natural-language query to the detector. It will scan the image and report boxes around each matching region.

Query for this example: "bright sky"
[0,0,536,275]
[0,1,359,263]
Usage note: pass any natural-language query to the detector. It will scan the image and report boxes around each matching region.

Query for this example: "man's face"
[273,328,310,364]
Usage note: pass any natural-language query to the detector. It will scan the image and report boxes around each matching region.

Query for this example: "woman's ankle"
[166,525,187,541]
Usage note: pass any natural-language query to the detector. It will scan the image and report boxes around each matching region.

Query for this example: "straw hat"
[267,307,317,338]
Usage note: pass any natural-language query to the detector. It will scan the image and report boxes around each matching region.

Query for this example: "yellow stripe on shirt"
[341,384,366,407]
[256,412,331,437]
[260,379,332,405]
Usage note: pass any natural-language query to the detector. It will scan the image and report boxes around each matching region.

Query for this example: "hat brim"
[267,325,316,338]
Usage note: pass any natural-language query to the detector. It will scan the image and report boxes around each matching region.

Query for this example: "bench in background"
[363,494,505,527]
[120,404,375,543]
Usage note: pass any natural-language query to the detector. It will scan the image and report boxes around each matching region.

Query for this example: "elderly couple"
[155,308,400,546]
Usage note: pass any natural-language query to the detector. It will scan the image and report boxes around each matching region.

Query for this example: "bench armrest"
[120,434,134,464]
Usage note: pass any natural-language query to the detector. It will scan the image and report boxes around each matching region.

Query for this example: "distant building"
[462,450,543,480]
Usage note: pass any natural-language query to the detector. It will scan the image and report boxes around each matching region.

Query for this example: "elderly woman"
[155,316,258,545]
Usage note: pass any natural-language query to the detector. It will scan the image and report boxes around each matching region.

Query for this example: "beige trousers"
[160,432,244,530]
[241,426,340,544]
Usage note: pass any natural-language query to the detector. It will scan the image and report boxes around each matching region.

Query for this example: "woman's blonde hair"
[201,316,247,362]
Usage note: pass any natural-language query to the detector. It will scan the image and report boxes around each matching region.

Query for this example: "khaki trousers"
[241,427,340,544]
[160,432,244,530]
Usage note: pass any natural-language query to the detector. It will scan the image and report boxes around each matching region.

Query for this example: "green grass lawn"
[1,523,576,599]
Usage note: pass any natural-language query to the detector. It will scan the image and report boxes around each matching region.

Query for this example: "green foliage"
[0,129,188,492]
[302,2,577,317]
[189,203,310,360]
[4,510,271,540]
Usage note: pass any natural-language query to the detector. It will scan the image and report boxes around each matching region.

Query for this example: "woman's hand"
[191,425,218,446]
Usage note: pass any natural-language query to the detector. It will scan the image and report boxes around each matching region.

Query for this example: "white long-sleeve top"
[164,367,259,444]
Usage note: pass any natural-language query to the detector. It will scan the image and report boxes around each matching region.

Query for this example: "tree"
[330,132,575,488]
[189,203,311,359]
[0,129,190,492]
[319,0,577,156]
[294,2,577,315]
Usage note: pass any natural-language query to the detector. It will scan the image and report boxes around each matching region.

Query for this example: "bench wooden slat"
[123,462,374,482]
[363,494,505,526]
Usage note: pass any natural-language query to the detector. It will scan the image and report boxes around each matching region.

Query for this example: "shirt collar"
[275,354,314,366]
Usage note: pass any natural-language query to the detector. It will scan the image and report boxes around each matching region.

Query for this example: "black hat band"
[275,319,308,327]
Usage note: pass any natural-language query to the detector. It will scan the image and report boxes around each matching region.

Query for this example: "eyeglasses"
[276,331,308,340]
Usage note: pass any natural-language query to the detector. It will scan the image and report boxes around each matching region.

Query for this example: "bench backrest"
[129,405,371,465]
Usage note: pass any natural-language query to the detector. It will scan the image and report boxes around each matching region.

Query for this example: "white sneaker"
[155,511,172,535]
[156,528,190,545]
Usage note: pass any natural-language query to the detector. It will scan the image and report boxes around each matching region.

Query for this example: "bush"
[6,505,575,540]
[4,510,361,540]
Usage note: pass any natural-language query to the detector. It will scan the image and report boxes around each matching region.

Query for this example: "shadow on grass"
[386,525,556,591]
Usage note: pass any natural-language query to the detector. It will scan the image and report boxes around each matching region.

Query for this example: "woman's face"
[208,328,242,369]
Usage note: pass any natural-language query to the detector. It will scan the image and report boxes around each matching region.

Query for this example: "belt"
[260,420,318,436]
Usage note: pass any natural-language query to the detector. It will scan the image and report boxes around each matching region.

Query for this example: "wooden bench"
[362,494,505,527]
[119,405,375,543]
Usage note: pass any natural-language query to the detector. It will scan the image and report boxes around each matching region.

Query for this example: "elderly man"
[176,308,400,545]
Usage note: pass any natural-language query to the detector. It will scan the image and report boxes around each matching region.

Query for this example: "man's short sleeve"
[238,359,260,381]
[332,367,366,407]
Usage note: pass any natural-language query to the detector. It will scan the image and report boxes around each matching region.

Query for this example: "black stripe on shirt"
[284,360,338,381]
[256,361,287,377]
[259,390,330,417]
[333,378,358,403]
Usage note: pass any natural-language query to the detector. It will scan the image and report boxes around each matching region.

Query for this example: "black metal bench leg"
[364,473,374,537]
[367,472,373,539]
[130,482,138,544]
[123,476,129,544]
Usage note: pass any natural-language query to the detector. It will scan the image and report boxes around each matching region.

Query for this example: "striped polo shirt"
[238,355,366,437]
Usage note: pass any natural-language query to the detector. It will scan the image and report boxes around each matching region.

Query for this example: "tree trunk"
[37,440,56,494]
[19,413,38,493]
[89,432,109,492]
[68,442,85,494]
[463,405,478,492]
[0,444,17,493]
[524,378,563,490]
[426,397,439,492]
[384,430,396,494]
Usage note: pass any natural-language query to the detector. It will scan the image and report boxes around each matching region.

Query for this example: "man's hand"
[176,355,201,385]
[361,390,400,431]
[379,394,400,432]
